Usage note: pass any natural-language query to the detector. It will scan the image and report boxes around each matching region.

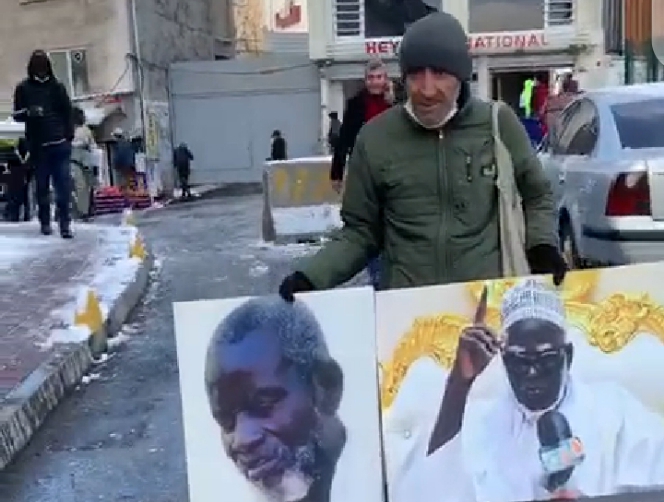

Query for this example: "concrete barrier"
[262,157,342,244]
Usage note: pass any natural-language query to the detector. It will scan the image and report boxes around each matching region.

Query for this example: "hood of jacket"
[27,50,55,81]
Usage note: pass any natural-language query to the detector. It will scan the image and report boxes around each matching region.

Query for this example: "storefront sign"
[468,31,548,52]
[365,30,549,56]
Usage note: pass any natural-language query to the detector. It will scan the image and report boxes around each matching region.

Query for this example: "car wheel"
[559,219,581,270]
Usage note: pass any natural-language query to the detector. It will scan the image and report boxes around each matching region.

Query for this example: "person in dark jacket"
[111,128,136,196]
[330,58,394,193]
[173,142,194,198]
[13,49,74,238]
[330,57,394,289]
[270,130,287,160]
[278,12,566,301]
[327,111,341,153]
[4,137,32,222]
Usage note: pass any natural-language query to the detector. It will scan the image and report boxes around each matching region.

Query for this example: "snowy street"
[0,220,151,472]
[0,194,365,501]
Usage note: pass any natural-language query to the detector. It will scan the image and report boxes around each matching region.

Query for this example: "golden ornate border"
[379,271,664,409]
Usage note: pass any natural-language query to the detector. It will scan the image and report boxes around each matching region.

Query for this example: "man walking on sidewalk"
[173,142,194,198]
[13,50,74,238]
[111,128,136,197]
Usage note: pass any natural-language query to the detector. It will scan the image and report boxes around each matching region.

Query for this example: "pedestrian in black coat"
[13,49,74,238]
[4,137,32,222]
[270,130,287,160]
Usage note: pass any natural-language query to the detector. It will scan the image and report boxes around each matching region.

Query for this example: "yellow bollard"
[74,288,104,334]
[130,233,146,260]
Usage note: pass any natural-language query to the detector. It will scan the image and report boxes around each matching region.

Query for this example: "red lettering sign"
[467,32,548,51]
[365,39,400,55]
[364,31,548,56]
[275,2,302,30]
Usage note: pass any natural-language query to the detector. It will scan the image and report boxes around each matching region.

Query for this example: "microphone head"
[537,410,584,478]
[537,410,572,447]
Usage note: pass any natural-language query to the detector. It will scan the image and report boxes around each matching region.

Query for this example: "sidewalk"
[0,222,153,469]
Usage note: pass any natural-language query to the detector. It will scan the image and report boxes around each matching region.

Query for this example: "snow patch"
[81,373,101,385]
[266,156,331,165]
[249,262,269,277]
[0,234,53,274]
[272,204,341,237]
[38,326,91,349]
[108,332,131,349]
[35,224,143,349]
[252,240,321,257]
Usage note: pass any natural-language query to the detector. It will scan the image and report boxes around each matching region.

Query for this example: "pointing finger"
[473,286,488,325]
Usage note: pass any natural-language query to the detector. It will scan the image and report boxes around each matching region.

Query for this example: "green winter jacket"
[298,93,556,290]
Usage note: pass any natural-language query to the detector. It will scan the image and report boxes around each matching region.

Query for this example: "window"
[555,99,599,155]
[550,100,579,153]
[335,0,361,37]
[611,99,664,149]
[545,0,573,26]
[47,49,90,97]
[469,0,543,32]
[566,123,597,155]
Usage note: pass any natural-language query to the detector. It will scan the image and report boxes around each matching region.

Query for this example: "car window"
[566,122,598,155]
[556,98,598,155]
[550,101,579,154]
[611,98,664,149]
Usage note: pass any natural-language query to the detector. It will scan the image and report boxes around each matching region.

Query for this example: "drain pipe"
[129,0,146,142]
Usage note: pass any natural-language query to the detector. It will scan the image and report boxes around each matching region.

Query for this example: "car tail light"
[605,172,651,216]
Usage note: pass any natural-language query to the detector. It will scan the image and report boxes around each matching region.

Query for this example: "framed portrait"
[377,263,664,502]
[174,287,384,502]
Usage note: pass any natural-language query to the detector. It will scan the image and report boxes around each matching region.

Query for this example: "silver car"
[539,82,664,267]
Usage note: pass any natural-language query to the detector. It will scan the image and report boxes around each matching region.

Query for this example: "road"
[0,194,364,501]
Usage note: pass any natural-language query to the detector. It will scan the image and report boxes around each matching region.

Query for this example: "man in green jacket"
[279,12,565,301]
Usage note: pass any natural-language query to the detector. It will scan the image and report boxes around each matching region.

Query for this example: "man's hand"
[450,287,501,382]
[331,179,343,194]
[526,244,567,286]
[27,106,44,118]
[278,271,314,302]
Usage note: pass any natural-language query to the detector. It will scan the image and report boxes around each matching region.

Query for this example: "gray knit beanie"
[398,12,472,82]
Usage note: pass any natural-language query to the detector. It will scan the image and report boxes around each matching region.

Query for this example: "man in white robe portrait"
[392,278,664,502]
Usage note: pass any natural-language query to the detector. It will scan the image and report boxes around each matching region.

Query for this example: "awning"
[83,102,123,126]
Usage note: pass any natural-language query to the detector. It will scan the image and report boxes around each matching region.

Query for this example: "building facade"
[309,0,610,134]
[0,0,233,141]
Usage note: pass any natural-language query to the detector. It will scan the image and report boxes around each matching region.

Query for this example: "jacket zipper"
[436,129,445,283]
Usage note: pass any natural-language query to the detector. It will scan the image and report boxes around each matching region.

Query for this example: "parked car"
[539,82,664,268]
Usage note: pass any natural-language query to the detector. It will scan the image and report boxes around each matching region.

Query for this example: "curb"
[0,251,155,470]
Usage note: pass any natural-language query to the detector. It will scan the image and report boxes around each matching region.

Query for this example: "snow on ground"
[272,204,341,237]
[38,225,143,349]
[0,225,58,276]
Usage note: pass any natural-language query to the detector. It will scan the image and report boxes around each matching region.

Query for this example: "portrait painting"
[364,0,439,38]
[376,263,664,502]
[174,287,384,502]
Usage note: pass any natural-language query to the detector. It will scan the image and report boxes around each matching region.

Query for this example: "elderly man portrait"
[204,297,346,502]
[394,279,664,501]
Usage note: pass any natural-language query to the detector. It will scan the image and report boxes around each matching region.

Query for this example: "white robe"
[392,372,664,501]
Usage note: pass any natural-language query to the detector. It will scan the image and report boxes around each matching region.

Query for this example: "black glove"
[279,271,314,302]
[526,244,567,286]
